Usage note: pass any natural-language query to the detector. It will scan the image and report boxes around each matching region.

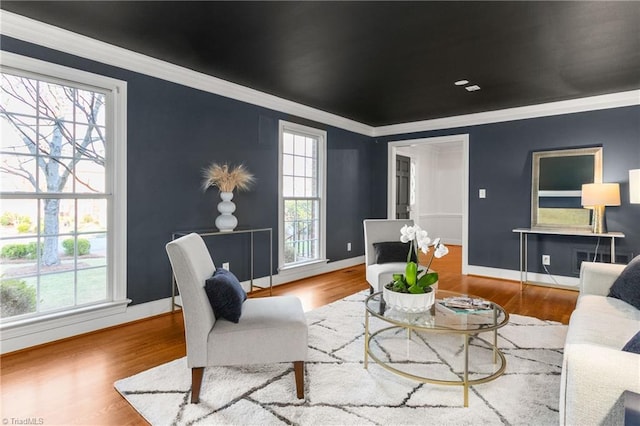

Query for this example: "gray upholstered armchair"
[363,219,414,293]
[166,233,308,403]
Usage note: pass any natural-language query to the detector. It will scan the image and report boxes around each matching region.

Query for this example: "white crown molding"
[373,90,640,137]
[0,10,374,136]
[2,10,638,141]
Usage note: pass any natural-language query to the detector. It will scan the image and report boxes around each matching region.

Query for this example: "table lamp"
[630,169,640,204]
[581,183,620,234]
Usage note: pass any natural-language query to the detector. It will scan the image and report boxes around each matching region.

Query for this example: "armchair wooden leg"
[293,361,304,399]
[191,367,204,403]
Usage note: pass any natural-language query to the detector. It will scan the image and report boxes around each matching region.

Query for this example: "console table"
[512,227,625,290]
[171,228,273,310]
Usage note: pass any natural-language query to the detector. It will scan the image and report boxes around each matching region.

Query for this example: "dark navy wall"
[376,106,640,277]
[1,36,376,305]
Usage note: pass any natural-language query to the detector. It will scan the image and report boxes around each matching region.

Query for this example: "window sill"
[1,299,131,340]
[278,259,329,276]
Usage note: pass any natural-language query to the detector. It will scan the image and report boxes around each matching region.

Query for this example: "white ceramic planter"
[382,282,438,313]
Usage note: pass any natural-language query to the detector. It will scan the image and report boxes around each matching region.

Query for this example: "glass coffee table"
[364,290,509,407]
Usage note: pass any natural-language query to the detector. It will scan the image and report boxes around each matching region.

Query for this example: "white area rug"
[115,291,568,425]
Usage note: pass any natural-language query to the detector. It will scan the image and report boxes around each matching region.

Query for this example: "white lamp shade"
[581,183,621,207]
[630,169,640,204]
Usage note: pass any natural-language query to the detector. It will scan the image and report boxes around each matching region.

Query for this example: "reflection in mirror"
[531,147,602,229]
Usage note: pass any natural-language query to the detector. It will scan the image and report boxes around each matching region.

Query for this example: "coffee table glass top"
[365,290,509,333]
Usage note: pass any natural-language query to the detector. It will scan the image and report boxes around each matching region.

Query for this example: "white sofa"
[560,261,640,425]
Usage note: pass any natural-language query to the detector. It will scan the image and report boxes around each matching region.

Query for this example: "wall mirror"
[531,147,602,229]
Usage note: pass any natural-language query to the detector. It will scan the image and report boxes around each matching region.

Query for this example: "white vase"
[382,282,438,313]
[215,191,238,232]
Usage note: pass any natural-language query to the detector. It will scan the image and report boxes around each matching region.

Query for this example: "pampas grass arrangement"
[202,162,255,193]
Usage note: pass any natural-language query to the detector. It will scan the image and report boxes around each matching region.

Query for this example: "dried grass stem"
[202,163,255,193]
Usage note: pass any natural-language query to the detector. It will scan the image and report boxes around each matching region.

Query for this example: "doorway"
[396,154,411,219]
[387,134,469,273]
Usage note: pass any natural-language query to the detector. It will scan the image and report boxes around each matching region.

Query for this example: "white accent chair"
[363,219,414,293]
[166,233,308,403]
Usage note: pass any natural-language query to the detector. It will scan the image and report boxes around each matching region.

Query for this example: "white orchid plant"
[386,224,449,294]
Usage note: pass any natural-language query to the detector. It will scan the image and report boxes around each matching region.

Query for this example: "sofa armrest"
[579,262,626,296]
[560,344,640,425]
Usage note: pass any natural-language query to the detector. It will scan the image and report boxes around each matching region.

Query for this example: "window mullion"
[73,199,78,307]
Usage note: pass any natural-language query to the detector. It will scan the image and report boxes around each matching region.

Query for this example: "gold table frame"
[364,290,509,407]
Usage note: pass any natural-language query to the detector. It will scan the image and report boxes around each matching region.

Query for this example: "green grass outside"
[3,258,107,314]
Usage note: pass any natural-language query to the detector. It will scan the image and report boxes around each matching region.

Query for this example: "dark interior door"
[396,155,411,219]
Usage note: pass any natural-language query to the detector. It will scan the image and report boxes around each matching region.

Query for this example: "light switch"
[479,189,486,199]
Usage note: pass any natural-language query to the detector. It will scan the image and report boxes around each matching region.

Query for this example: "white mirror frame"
[531,147,603,230]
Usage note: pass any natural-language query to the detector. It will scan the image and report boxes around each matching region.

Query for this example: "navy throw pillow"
[608,255,640,310]
[205,268,247,323]
[622,331,640,354]
[373,241,417,264]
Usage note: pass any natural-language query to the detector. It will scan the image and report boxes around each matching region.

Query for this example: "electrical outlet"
[347,242,352,251]
[222,262,230,271]
[542,255,550,266]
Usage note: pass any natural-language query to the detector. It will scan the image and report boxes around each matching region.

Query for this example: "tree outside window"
[1,72,109,319]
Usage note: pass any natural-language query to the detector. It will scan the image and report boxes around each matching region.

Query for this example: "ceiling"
[2,1,639,127]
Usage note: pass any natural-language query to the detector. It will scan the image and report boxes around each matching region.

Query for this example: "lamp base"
[591,205,607,234]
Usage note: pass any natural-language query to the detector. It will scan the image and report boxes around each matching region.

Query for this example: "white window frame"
[0,52,129,338]
[278,120,327,273]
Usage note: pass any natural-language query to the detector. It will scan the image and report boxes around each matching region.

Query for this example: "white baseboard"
[465,265,580,289]
[240,256,364,292]
[1,255,365,354]
[275,256,365,284]
[442,238,462,246]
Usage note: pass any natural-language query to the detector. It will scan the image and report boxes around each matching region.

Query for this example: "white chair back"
[363,219,414,266]
[166,233,216,366]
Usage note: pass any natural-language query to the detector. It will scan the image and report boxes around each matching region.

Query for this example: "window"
[0,53,127,325]
[278,121,326,270]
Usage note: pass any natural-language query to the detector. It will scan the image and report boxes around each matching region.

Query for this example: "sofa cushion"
[566,309,640,349]
[576,295,640,321]
[366,262,407,290]
[209,296,307,365]
[373,241,417,264]
[608,255,640,309]
[622,331,640,354]
[205,268,247,323]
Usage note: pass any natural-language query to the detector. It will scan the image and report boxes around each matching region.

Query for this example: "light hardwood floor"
[1,245,577,425]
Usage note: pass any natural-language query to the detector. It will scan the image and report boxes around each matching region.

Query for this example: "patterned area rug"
[115,291,567,425]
